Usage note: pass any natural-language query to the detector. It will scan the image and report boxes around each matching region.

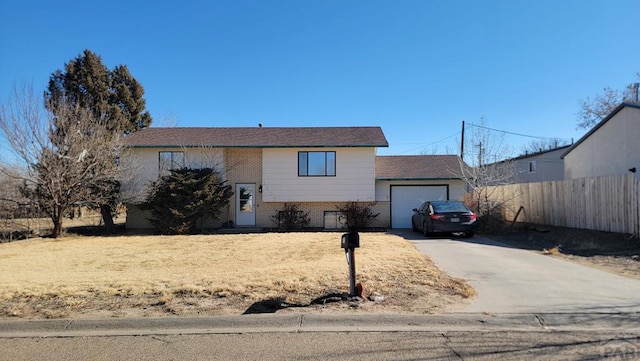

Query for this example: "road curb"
[1,312,639,338]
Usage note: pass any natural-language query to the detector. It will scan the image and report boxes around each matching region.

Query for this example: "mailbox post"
[341,231,360,296]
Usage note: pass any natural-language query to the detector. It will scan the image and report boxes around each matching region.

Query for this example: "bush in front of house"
[271,203,310,231]
[337,201,379,231]
[141,168,233,235]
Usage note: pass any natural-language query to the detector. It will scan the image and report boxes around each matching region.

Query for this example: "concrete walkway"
[400,231,640,314]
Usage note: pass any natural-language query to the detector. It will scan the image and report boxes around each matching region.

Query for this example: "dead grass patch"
[0,232,473,319]
[542,246,562,255]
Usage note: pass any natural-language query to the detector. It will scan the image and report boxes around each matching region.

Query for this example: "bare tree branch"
[0,84,133,237]
[576,74,640,130]
[576,87,622,130]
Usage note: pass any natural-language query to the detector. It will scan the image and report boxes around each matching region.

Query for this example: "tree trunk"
[100,204,115,234]
[51,208,63,238]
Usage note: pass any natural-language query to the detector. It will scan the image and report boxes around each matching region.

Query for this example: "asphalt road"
[2,330,638,361]
[2,314,639,360]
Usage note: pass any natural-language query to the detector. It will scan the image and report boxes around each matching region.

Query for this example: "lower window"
[324,211,346,230]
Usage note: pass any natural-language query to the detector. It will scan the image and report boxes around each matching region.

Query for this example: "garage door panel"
[391,186,448,228]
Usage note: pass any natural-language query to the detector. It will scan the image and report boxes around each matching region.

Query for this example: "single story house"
[562,102,640,179]
[482,145,570,184]
[122,126,470,229]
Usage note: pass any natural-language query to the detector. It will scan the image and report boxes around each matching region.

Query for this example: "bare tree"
[577,74,640,130]
[576,87,623,130]
[0,84,128,237]
[462,119,516,168]
[420,144,456,155]
[459,120,517,219]
[520,137,569,155]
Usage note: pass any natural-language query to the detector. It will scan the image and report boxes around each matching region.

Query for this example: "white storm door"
[236,183,256,226]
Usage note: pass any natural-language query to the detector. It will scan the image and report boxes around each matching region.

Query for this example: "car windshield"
[431,202,470,213]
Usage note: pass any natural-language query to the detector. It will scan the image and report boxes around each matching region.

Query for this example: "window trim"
[298,151,336,177]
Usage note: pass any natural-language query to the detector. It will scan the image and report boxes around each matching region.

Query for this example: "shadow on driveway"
[388,229,518,249]
[387,227,640,258]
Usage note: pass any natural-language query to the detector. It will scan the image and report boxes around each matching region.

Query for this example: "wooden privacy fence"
[484,173,640,236]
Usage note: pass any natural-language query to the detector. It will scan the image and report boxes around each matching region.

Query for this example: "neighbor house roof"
[562,102,640,158]
[375,155,467,180]
[483,144,571,167]
[123,126,389,148]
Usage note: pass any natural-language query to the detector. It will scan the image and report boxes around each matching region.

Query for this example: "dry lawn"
[0,232,474,319]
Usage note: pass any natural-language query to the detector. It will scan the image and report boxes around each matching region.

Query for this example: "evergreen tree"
[45,49,152,134]
[142,168,234,235]
[44,50,152,231]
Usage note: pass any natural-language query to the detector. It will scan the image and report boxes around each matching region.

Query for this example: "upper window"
[159,151,184,175]
[528,160,537,173]
[298,151,336,177]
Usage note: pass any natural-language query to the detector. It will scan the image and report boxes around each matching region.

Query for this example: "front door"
[236,183,256,226]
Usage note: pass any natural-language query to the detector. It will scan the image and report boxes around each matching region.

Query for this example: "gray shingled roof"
[375,155,467,180]
[123,127,388,148]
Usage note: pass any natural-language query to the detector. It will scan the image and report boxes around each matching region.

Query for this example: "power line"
[431,131,461,144]
[466,122,572,141]
[396,131,461,154]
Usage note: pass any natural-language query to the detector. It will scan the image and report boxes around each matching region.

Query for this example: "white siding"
[565,106,640,179]
[262,148,376,202]
[121,147,225,201]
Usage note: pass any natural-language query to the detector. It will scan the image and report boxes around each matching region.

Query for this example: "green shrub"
[141,168,233,234]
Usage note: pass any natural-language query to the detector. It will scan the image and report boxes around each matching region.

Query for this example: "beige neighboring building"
[121,127,473,230]
[563,103,640,179]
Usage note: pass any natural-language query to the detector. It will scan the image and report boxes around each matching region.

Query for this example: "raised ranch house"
[122,127,469,230]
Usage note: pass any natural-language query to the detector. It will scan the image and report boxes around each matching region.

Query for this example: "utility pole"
[460,120,465,161]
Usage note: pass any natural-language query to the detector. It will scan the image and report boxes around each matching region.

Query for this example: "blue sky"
[1,0,638,159]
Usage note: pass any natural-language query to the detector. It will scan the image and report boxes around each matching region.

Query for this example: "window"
[298,151,336,176]
[159,151,184,175]
[323,211,347,230]
[528,161,537,173]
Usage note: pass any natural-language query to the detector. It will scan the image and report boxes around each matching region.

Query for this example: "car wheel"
[464,231,475,238]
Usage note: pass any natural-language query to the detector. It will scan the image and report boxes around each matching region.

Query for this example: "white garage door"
[391,185,448,228]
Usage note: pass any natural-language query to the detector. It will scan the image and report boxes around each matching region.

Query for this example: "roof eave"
[126,144,389,149]
[375,177,464,181]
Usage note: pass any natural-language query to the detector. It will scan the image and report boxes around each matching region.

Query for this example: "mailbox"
[341,231,360,249]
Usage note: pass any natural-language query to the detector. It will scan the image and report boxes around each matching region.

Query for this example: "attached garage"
[390,185,448,228]
[375,155,471,229]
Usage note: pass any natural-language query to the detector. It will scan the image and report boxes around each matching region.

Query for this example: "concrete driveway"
[396,230,640,314]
